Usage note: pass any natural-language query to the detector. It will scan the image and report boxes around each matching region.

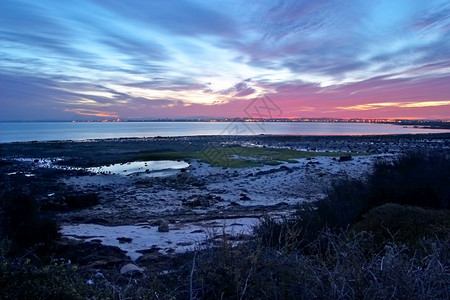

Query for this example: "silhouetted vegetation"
[1,192,59,251]
[256,152,450,251]
[369,152,450,209]
[353,203,450,251]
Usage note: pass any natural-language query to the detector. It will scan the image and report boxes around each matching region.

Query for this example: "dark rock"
[240,193,251,201]
[183,199,203,207]
[74,170,86,176]
[255,165,292,176]
[65,193,99,209]
[279,165,291,171]
[212,195,223,201]
[0,160,13,166]
[339,155,353,162]
[176,241,193,246]
[137,252,165,263]
[158,220,169,232]
[182,194,217,207]
[147,220,161,226]
[54,240,127,269]
[117,237,132,244]
[41,196,67,210]
[137,246,161,254]
[88,218,110,225]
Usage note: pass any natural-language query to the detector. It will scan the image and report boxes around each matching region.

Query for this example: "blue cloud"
[1,0,449,120]
[91,0,240,38]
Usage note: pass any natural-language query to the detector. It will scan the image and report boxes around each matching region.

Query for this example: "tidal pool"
[87,160,189,177]
[61,217,258,260]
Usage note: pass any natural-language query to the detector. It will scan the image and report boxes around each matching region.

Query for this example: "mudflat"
[1,133,449,258]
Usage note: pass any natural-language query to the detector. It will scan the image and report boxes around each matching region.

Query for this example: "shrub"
[370,152,450,209]
[353,203,450,252]
[0,257,113,299]
[254,205,326,253]
[318,152,450,230]
[255,151,450,252]
[1,193,59,250]
[176,230,450,299]
[317,179,370,228]
[318,152,450,228]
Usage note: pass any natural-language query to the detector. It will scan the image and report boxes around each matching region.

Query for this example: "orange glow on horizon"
[337,101,450,111]
[65,109,119,118]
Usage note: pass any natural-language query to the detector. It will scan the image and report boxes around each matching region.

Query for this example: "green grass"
[136,146,350,167]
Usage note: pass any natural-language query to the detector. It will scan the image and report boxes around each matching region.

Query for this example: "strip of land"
[1,133,449,298]
[1,134,448,254]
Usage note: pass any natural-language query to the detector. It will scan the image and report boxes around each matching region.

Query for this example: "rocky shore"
[1,133,449,262]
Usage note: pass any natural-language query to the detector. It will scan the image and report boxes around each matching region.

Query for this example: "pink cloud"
[65,108,119,118]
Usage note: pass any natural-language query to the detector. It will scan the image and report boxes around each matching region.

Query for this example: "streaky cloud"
[1,0,450,120]
[65,108,118,118]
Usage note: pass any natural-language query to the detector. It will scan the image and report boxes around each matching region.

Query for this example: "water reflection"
[87,160,189,176]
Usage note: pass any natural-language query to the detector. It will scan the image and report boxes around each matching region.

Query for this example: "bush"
[255,152,450,252]
[319,152,450,227]
[370,152,450,209]
[0,257,113,299]
[1,193,59,250]
[255,205,326,253]
[353,203,450,251]
[320,152,450,229]
[317,179,370,228]
[176,231,450,299]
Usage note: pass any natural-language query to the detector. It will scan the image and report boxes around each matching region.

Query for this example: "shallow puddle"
[61,217,258,260]
[87,160,189,177]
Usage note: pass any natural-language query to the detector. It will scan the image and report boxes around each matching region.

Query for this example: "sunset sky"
[1,0,450,121]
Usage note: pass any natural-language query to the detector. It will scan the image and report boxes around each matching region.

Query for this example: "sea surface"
[0,121,448,143]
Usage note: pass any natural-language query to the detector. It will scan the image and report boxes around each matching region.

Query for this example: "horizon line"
[1,117,449,123]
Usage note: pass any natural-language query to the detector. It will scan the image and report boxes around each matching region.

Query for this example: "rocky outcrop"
[120,263,145,276]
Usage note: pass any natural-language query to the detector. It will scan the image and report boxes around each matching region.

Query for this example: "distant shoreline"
[1,121,449,144]
[1,118,449,128]
[2,132,450,146]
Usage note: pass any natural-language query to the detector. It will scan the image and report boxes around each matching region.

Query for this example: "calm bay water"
[0,122,448,143]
